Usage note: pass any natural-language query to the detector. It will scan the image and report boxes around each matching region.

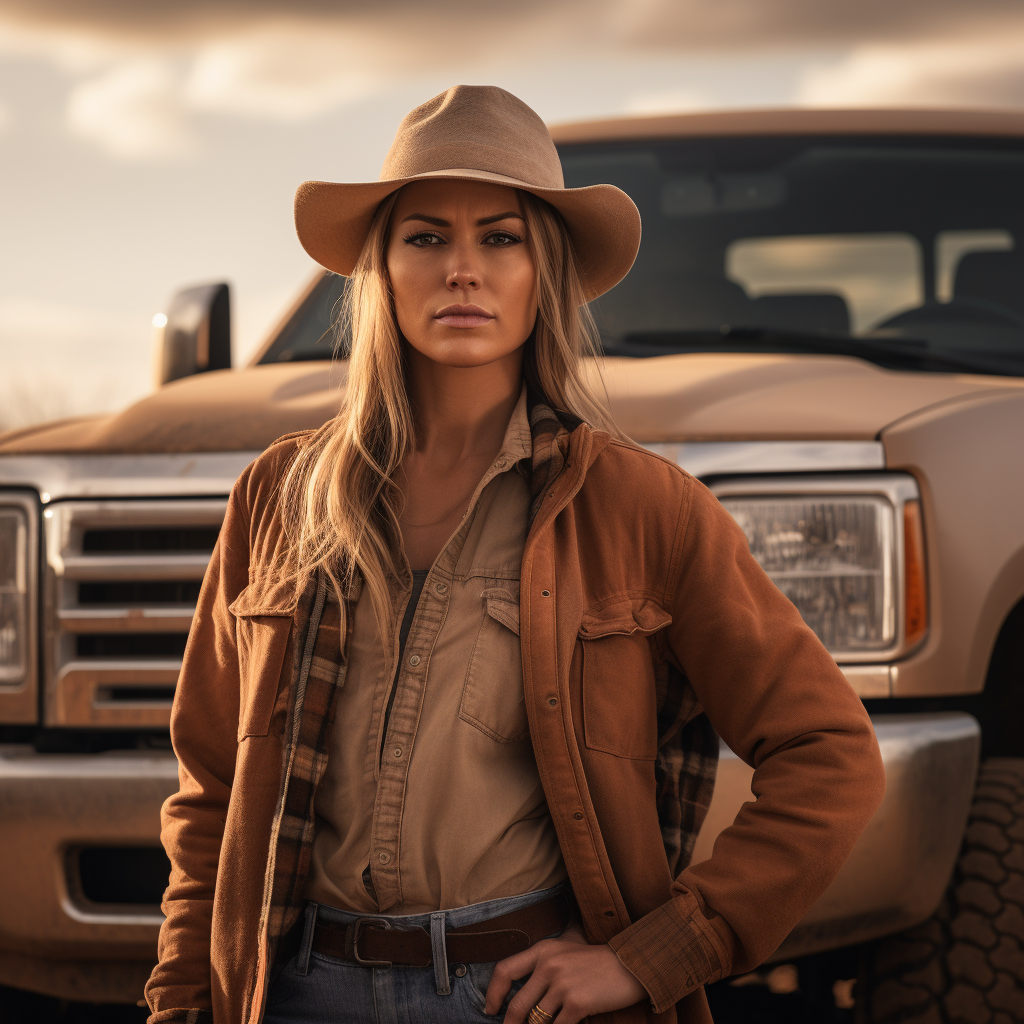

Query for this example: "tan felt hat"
[293,85,641,301]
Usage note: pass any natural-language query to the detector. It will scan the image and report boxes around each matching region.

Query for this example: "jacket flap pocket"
[229,580,298,618]
[482,585,520,636]
[579,599,671,639]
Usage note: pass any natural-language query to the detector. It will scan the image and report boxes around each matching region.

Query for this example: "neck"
[405,346,524,466]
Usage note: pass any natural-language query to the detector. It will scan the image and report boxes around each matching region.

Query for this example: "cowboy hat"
[293,85,640,301]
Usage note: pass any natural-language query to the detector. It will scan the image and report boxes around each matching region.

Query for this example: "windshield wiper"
[612,327,1019,376]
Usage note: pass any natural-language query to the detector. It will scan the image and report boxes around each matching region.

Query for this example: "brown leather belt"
[309,892,570,968]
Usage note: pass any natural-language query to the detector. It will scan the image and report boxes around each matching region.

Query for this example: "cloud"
[2,0,1024,50]
[182,23,384,120]
[5,0,1024,162]
[66,58,193,158]
[798,36,1024,108]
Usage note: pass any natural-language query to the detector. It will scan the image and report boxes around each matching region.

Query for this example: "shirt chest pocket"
[229,585,295,741]
[459,585,529,743]
[578,600,672,761]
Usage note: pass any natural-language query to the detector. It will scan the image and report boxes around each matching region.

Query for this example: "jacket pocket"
[229,585,295,741]
[578,599,671,761]
[459,586,529,743]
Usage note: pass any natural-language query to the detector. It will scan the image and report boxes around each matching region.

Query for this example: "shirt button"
[435,581,448,594]
[393,747,403,758]
[378,851,391,865]
[408,654,421,666]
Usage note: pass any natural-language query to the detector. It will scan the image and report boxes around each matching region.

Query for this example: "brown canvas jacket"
[145,409,885,1024]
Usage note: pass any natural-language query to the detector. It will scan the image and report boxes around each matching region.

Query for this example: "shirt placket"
[366,453,520,910]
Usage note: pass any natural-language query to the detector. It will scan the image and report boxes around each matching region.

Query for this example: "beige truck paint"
[0,352,1014,455]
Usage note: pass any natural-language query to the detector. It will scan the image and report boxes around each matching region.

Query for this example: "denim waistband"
[297,883,570,996]
[312,882,568,932]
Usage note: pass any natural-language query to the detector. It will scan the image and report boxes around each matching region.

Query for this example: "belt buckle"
[349,916,393,967]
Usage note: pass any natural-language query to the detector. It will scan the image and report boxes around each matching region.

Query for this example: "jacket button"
[541,590,551,597]
[393,748,403,759]
[604,910,615,917]
[453,964,467,977]
[435,582,448,594]
[378,851,391,864]
[408,654,421,667]
[548,697,558,706]
[573,812,583,820]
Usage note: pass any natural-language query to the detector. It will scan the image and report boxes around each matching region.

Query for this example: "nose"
[446,264,479,290]
[446,243,481,292]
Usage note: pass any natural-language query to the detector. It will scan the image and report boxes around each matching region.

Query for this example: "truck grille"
[44,500,227,728]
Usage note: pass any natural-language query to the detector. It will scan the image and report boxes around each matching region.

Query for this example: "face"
[385,179,537,369]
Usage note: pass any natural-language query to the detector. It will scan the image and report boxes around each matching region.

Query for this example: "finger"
[552,995,586,1024]
[483,947,543,1016]
[503,971,556,1024]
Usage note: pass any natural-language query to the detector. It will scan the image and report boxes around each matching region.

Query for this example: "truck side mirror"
[154,282,231,386]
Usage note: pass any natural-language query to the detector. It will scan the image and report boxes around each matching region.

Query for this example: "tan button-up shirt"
[304,390,567,914]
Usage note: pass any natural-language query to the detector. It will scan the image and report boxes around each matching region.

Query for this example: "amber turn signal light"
[903,499,928,648]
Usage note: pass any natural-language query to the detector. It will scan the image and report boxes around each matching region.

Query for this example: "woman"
[145,85,885,1024]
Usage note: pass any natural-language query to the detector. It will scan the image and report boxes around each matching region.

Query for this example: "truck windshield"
[561,135,1024,375]
[260,134,1024,376]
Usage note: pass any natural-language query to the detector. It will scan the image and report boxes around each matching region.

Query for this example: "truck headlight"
[0,505,29,683]
[717,476,926,659]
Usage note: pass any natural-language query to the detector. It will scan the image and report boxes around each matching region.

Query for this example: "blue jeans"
[263,885,568,1024]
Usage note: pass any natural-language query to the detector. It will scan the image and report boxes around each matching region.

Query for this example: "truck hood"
[0,353,1016,455]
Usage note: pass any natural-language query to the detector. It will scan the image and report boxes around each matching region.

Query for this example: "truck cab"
[1,108,1022,1019]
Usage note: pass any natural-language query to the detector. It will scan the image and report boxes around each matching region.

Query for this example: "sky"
[3,0,1024,430]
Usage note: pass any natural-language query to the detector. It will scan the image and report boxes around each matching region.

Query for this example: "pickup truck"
[1,107,1022,1024]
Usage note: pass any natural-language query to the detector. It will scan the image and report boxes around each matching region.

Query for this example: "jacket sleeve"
[144,463,255,1023]
[609,472,886,1013]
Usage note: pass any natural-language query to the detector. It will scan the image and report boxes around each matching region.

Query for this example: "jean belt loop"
[430,911,451,995]
[297,902,318,976]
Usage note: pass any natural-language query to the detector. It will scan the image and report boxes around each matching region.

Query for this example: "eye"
[404,231,445,246]
[484,230,523,247]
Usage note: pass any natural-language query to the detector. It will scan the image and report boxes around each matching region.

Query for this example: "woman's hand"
[484,922,648,1023]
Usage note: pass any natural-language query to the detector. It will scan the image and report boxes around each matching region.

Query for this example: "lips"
[434,303,494,328]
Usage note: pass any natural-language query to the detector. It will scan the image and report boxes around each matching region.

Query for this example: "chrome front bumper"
[0,744,177,1001]
[692,712,981,961]
[0,711,980,1000]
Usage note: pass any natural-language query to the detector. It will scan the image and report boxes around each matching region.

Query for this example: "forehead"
[391,178,523,220]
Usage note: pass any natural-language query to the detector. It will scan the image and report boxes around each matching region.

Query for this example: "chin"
[414,335,520,369]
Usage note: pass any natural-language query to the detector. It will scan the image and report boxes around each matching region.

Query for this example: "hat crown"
[380,85,564,190]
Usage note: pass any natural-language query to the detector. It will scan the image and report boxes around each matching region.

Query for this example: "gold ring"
[528,1006,555,1024]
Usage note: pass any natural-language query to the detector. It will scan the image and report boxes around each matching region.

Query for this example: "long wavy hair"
[276,187,615,641]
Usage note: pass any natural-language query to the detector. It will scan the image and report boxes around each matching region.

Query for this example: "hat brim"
[293,168,640,302]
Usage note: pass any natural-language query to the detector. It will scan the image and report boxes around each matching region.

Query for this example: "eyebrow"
[401,211,525,226]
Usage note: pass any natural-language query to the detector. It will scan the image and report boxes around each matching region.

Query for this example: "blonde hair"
[277,187,615,640]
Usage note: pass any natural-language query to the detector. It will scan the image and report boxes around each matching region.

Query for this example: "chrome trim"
[59,553,210,581]
[839,664,892,698]
[710,473,921,663]
[0,745,175,951]
[0,491,38,723]
[691,713,980,961]
[643,440,885,477]
[57,606,195,634]
[43,498,227,728]
[0,443,884,502]
[0,452,259,501]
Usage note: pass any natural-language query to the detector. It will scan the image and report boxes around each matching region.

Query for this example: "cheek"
[506,252,538,327]
[386,244,429,323]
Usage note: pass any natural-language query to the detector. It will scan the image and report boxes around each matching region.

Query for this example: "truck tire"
[862,758,1024,1024]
